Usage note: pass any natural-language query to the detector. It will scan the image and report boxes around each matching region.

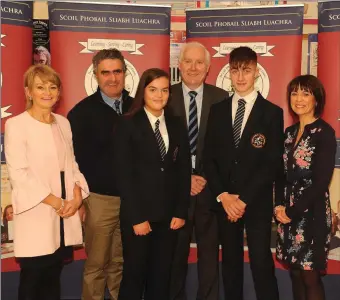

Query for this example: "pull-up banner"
[186,4,304,127]
[1,1,33,132]
[318,1,340,138]
[1,0,32,262]
[318,1,340,268]
[49,1,171,116]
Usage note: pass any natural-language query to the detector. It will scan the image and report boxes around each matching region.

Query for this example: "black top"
[67,88,133,196]
[277,118,336,219]
[113,109,191,226]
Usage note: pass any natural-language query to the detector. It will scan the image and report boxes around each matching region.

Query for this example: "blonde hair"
[24,64,61,109]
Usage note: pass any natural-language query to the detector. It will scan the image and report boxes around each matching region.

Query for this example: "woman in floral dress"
[275,75,336,300]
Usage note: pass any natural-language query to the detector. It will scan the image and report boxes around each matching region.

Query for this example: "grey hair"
[179,41,211,66]
[92,48,127,74]
[34,46,51,65]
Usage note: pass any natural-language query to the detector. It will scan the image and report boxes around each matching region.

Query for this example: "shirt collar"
[100,90,122,106]
[182,82,204,97]
[233,89,258,105]
[144,107,165,125]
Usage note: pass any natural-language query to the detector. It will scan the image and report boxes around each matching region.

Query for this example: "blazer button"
[161,168,164,171]
[234,160,238,165]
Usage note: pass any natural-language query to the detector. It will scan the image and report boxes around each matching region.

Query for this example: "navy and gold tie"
[233,99,246,147]
[188,91,198,155]
[155,119,166,161]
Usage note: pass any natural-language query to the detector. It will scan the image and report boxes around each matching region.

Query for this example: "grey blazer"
[168,82,228,174]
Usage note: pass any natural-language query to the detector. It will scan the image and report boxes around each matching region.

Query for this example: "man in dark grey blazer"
[169,42,228,300]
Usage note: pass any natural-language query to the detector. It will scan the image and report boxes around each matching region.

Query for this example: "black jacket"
[67,88,133,196]
[114,109,191,226]
[203,93,284,215]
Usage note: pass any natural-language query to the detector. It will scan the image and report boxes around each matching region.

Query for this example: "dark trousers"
[18,260,62,300]
[170,193,220,300]
[18,172,70,300]
[218,208,279,300]
[118,221,177,300]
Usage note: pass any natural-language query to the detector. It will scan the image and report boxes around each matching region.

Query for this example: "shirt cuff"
[216,192,228,203]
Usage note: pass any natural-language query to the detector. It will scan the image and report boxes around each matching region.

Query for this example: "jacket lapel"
[196,84,213,165]
[52,114,70,170]
[170,83,187,127]
[122,89,132,113]
[164,110,177,164]
[224,95,233,131]
[135,110,162,161]
[237,93,264,149]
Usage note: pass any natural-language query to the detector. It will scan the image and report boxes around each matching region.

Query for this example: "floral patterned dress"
[276,118,336,271]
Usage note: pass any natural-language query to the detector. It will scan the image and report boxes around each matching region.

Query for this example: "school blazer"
[5,112,89,257]
[203,93,284,214]
[114,109,191,226]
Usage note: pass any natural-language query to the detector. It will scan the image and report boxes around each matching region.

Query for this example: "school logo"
[216,63,270,98]
[251,133,266,148]
[84,59,139,97]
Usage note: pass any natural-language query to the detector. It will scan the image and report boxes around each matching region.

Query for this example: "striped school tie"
[233,99,246,147]
[188,91,198,155]
[155,119,166,161]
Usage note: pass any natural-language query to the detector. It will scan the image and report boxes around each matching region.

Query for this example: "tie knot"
[189,91,197,99]
[114,99,120,107]
[238,98,246,106]
[114,100,121,115]
[155,119,160,128]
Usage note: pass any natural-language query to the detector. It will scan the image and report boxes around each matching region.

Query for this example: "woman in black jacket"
[114,68,191,300]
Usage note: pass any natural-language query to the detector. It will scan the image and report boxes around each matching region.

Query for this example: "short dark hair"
[287,75,325,118]
[229,46,257,68]
[127,68,170,116]
[92,48,127,73]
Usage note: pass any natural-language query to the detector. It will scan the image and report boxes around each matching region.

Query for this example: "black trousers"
[170,191,220,300]
[18,260,63,300]
[218,208,279,300]
[18,172,72,300]
[118,221,177,300]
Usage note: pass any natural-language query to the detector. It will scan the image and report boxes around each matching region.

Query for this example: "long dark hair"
[127,68,170,116]
[2,204,13,226]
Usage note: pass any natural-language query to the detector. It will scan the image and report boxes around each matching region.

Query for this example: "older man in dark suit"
[169,42,228,300]
[204,46,284,300]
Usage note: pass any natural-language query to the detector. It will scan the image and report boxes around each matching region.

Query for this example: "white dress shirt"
[144,107,169,152]
[182,82,204,168]
[217,89,258,202]
[231,89,258,138]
